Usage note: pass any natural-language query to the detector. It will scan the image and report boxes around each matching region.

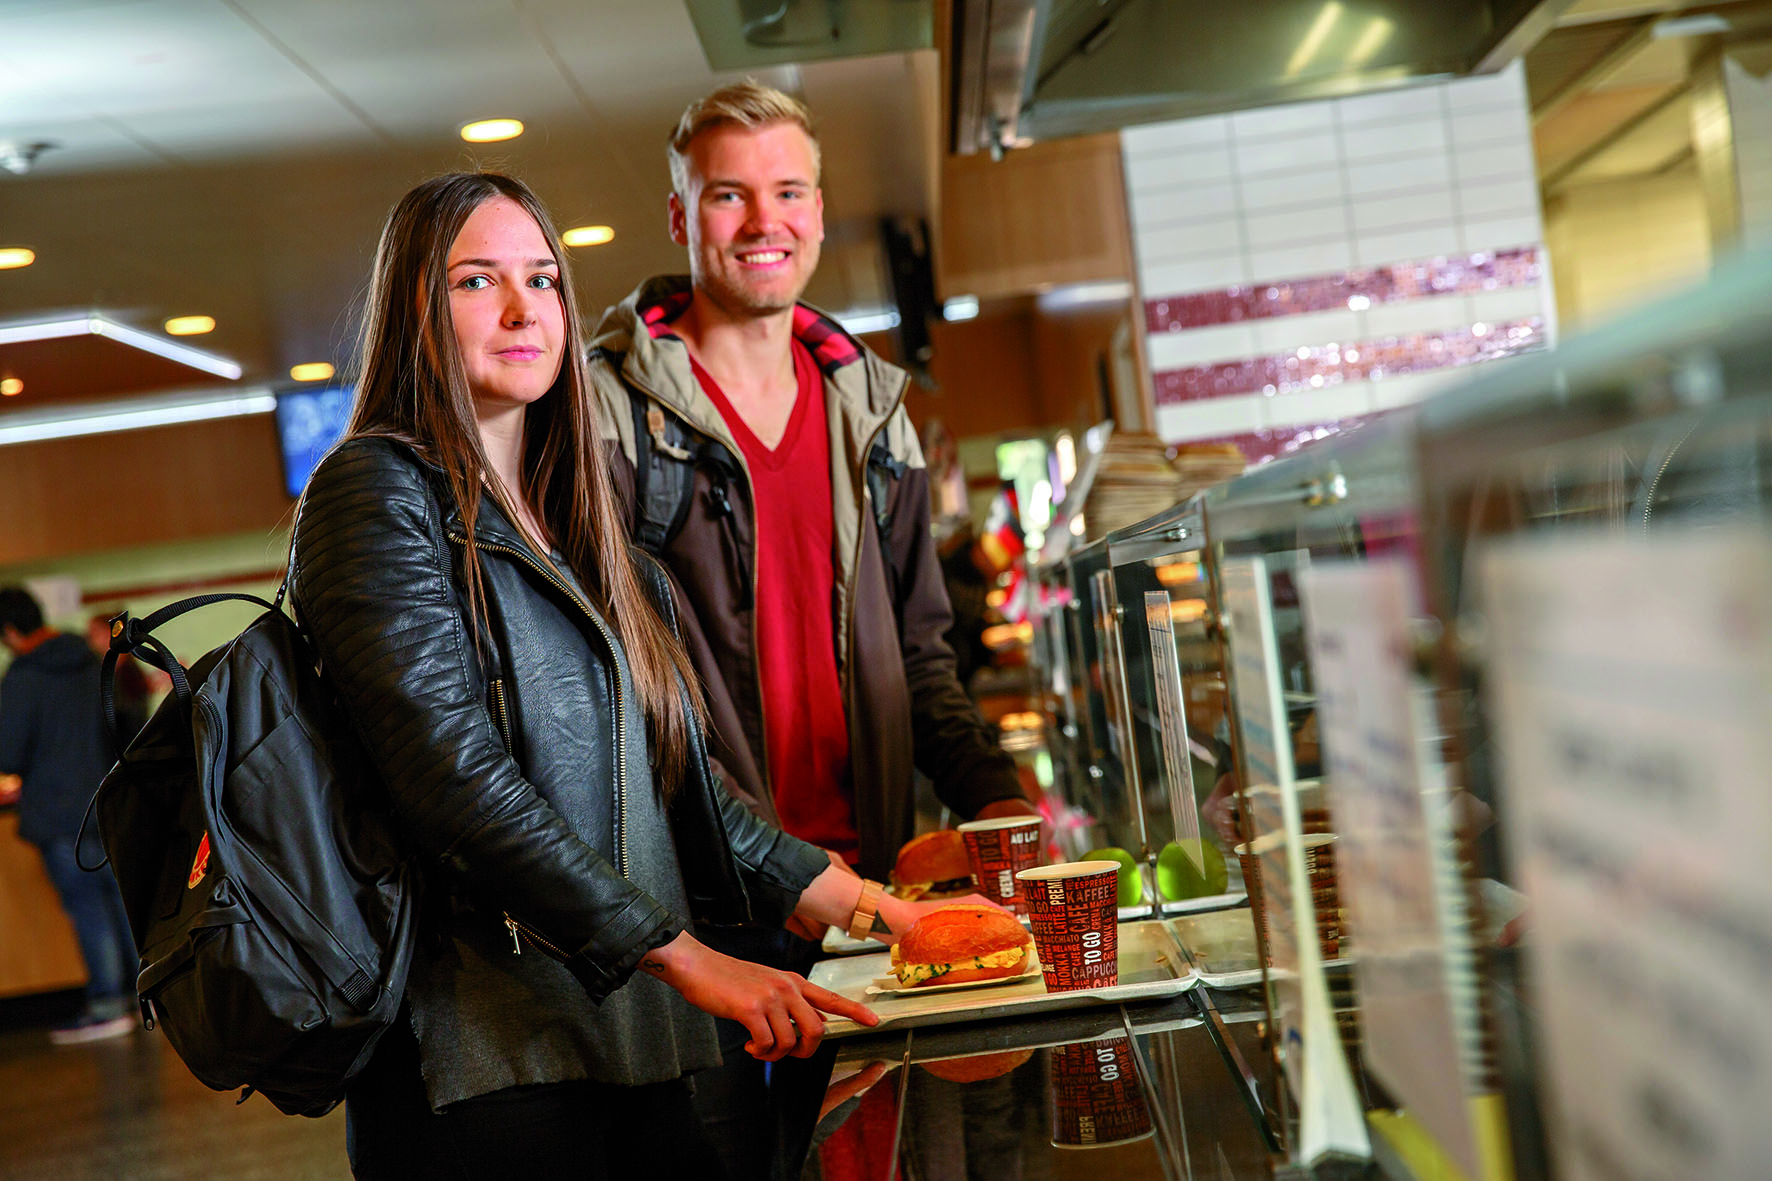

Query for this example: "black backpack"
[85,583,419,1116]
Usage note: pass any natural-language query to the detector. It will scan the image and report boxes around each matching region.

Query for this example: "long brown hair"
[347,171,703,797]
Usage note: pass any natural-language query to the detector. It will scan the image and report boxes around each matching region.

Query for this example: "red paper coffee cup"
[1016,861,1119,990]
[1048,1034,1153,1148]
[957,816,1043,913]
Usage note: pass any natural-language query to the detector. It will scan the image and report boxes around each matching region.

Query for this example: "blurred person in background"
[296,171,982,1179]
[0,586,137,1044]
[588,82,1036,1177]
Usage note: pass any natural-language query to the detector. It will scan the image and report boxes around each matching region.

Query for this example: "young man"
[0,587,137,1044]
[588,82,1036,1172]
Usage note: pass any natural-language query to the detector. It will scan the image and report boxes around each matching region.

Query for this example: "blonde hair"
[667,80,820,196]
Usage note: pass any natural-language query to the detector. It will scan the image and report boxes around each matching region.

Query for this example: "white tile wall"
[1123,62,1556,444]
[1262,381,1374,427]
[1245,203,1347,249]
[1249,239,1355,283]
[1139,253,1248,295]
[1155,395,1266,440]
[1251,309,1361,352]
[1354,225,1460,267]
[1362,292,1474,338]
[1139,216,1247,260]
[1131,181,1239,226]
[1352,189,1457,234]
[1146,322,1261,370]
[1346,155,1453,197]
[1237,168,1348,210]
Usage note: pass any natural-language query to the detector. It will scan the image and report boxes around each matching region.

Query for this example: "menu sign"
[1222,555,1369,1164]
[1302,558,1486,1179]
[1481,531,1772,1181]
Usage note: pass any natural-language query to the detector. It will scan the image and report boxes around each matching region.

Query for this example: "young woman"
[292,172,953,1178]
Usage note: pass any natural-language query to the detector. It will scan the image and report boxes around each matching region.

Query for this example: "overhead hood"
[951,0,1572,155]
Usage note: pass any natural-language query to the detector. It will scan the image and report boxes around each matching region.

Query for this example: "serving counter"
[990,248,1772,1181]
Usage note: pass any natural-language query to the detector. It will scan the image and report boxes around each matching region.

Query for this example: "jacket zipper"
[503,912,571,961]
[488,678,512,752]
[448,531,630,879]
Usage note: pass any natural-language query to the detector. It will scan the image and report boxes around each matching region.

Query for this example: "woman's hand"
[641,931,878,1061]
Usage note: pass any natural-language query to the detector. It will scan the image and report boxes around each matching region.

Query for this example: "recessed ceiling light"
[561,225,615,248]
[164,315,216,336]
[0,248,33,270]
[290,362,335,382]
[0,378,21,396]
[460,118,523,143]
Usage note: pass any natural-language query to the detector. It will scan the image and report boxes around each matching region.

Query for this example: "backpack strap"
[81,589,286,872]
[866,440,908,619]
[626,384,699,557]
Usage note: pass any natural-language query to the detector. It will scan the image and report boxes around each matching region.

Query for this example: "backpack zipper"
[448,532,629,879]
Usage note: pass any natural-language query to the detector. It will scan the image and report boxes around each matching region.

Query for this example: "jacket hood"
[588,276,908,445]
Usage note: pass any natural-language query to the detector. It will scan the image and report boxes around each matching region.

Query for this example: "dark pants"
[37,835,136,1012]
[346,1014,730,1181]
[693,926,834,1181]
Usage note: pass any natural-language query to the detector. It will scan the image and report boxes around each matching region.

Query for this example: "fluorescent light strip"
[0,389,276,447]
[0,314,243,379]
[1037,281,1133,311]
[837,308,900,335]
[943,296,980,322]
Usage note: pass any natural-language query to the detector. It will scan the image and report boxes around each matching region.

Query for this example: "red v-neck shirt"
[690,340,857,860]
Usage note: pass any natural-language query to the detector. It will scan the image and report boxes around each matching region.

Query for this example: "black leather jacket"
[291,437,827,1003]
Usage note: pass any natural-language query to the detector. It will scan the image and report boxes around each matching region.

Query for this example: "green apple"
[1158,839,1229,901]
[1083,846,1142,907]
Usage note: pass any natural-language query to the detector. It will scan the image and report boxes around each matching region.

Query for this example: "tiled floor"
[0,1023,349,1179]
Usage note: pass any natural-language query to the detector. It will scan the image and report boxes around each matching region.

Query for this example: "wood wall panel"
[0,415,293,566]
[938,134,1135,301]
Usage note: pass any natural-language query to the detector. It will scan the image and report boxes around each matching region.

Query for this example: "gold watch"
[847,879,886,942]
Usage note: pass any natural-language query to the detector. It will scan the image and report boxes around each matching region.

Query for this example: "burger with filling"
[891,904,1033,988]
[890,831,975,902]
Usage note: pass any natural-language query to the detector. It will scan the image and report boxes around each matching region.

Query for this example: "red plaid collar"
[640,290,863,378]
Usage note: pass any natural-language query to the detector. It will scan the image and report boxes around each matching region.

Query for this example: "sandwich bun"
[891,831,974,898]
[894,904,1032,987]
[919,1048,1034,1084]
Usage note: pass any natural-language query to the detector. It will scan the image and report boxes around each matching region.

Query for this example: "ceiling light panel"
[164,315,216,335]
[289,362,335,382]
[460,118,523,143]
[562,225,615,247]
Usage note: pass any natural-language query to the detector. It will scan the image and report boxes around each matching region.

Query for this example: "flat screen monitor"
[274,386,354,499]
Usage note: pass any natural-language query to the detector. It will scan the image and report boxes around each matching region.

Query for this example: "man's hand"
[641,931,879,1061]
[871,890,1010,945]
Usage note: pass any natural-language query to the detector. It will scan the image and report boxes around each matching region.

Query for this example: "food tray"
[822,890,1249,955]
[1118,890,1247,922]
[811,920,1196,1038]
[1167,909,1352,989]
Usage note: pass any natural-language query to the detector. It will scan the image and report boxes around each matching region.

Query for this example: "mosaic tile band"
[1183,417,1378,467]
[1153,316,1546,405]
[1144,245,1542,334]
